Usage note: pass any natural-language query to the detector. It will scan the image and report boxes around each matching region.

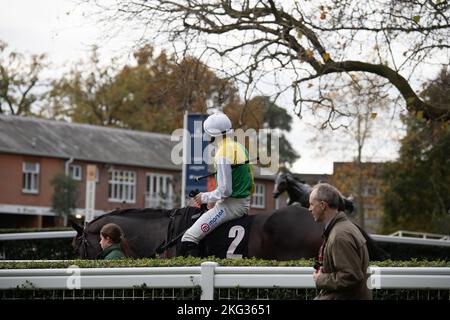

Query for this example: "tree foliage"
[46,44,299,165]
[0,40,47,115]
[51,172,79,219]
[225,95,300,166]
[307,75,396,228]
[382,68,450,234]
[331,162,384,232]
[96,0,450,123]
[45,45,241,133]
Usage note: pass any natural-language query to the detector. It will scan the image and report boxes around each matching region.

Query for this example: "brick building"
[331,162,385,233]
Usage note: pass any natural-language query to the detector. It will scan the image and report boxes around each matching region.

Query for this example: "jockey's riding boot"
[180,241,200,257]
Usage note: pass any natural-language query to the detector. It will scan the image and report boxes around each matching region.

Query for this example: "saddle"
[157,188,255,258]
[156,206,254,258]
[201,215,254,258]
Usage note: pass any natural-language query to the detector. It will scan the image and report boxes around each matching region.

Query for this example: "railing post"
[200,261,218,300]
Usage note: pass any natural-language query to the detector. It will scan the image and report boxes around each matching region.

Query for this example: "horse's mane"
[86,206,205,227]
[87,207,173,226]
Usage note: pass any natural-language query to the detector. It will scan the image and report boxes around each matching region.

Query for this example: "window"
[145,173,174,209]
[22,162,39,193]
[363,185,379,197]
[251,183,265,209]
[108,170,136,203]
[69,165,82,181]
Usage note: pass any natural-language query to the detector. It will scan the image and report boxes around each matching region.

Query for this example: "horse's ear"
[69,217,84,235]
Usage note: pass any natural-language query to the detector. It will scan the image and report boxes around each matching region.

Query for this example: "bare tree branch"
[93,0,450,122]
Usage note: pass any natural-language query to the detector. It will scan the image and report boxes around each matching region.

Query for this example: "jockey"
[180,112,255,257]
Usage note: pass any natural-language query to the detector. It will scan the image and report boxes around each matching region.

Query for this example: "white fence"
[1,262,449,300]
[389,230,450,241]
[0,231,77,241]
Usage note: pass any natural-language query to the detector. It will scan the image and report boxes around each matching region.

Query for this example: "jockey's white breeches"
[181,196,251,244]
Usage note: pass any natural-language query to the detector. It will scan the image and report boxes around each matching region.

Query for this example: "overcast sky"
[0,0,404,174]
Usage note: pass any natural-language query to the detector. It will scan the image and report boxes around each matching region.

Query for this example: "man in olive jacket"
[310,183,372,300]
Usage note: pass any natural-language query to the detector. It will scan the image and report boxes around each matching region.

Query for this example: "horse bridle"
[79,230,91,259]
[275,173,288,194]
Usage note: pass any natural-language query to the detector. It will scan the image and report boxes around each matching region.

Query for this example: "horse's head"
[273,171,314,207]
[273,171,289,198]
[70,219,102,259]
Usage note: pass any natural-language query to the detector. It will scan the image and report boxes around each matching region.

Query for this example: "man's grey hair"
[311,183,342,209]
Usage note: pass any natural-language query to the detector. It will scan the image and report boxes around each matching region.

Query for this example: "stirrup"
[180,241,200,257]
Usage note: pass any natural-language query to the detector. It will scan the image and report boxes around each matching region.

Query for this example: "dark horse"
[272,170,388,260]
[71,170,384,261]
[71,204,325,261]
[273,171,354,213]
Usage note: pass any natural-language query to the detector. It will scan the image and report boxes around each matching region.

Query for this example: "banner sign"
[181,112,209,206]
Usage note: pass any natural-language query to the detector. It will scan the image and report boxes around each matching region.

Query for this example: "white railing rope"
[389,230,450,240]
[2,231,449,247]
[0,231,77,241]
[370,234,450,247]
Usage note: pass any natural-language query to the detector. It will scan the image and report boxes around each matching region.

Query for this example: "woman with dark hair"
[97,223,129,260]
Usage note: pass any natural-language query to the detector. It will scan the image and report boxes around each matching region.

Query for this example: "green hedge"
[378,241,450,260]
[1,287,202,301]
[1,286,448,300]
[0,256,449,269]
[0,227,75,260]
[1,257,449,300]
[0,238,76,260]
[1,229,450,261]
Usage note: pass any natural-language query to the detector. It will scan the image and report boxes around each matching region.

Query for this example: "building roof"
[292,173,331,185]
[0,115,278,179]
[0,115,179,170]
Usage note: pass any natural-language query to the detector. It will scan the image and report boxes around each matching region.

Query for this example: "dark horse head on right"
[272,170,388,260]
[273,171,354,214]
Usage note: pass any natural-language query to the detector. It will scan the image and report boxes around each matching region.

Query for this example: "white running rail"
[2,231,450,247]
[0,262,449,300]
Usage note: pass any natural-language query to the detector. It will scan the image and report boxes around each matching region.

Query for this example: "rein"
[153,208,182,257]
[80,230,91,259]
[154,207,206,256]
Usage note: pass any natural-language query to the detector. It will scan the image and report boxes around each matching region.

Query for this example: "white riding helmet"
[203,112,233,137]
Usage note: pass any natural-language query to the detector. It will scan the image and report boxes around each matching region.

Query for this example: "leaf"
[305,49,314,59]
[307,83,314,88]
[370,112,377,120]
[320,11,326,20]
[406,97,416,106]
[415,111,424,120]
[322,52,330,62]
[412,15,420,23]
